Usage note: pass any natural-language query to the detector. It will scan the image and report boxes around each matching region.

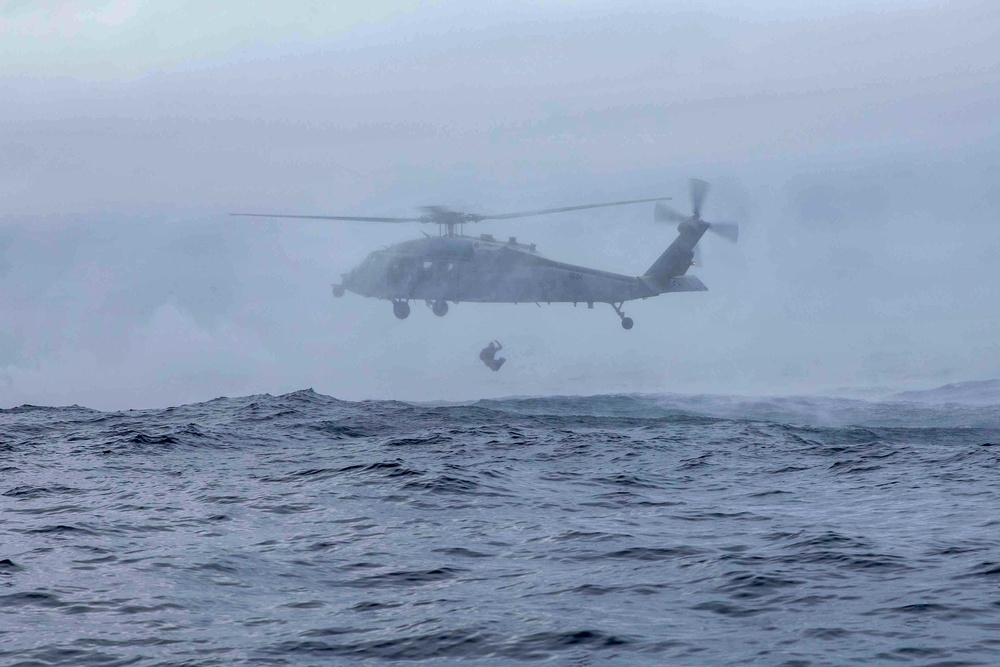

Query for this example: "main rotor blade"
[479,196,671,221]
[707,221,739,243]
[654,202,689,223]
[229,213,424,223]
[690,179,709,218]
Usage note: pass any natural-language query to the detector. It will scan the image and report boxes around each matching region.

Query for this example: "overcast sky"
[2,0,998,409]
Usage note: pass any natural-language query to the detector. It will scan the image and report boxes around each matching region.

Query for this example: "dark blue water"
[3,390,999,666]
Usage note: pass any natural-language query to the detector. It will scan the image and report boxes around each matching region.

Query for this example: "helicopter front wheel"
[393,300,411,320]
[431,299,449,317]
[621,317,634,330]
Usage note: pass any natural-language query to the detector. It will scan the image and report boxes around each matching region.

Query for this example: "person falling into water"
[479,340,506,372]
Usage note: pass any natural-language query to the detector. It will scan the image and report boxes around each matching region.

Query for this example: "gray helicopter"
[232,179,738,330]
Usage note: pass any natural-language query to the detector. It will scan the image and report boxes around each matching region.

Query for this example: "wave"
[2,383,998,468]
[889,379,1000,406]
[3,384,1000,666]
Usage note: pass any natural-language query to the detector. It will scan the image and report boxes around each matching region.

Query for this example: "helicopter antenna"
[231,196,671,237]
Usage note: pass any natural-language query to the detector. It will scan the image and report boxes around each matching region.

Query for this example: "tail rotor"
[690,177,709,219]
[654,178,739,244]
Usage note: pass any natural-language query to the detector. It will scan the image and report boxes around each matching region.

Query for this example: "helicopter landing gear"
[431,299,449,317]
[611,302,634,330]
[392,300,411,320]
[332,284,345,298]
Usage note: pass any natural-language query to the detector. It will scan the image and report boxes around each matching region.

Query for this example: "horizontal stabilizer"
[641,274,708,294]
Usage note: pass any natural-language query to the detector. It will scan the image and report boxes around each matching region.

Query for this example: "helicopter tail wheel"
[392,300,411,320]
[431,299,449,317]
[611,302,633,330]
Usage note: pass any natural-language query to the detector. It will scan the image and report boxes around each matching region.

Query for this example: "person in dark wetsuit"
[479,340,506,371]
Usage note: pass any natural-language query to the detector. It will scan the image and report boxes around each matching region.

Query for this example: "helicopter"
[232,179,738,330]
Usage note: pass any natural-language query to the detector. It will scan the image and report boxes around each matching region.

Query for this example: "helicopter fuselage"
[342,234,659,305]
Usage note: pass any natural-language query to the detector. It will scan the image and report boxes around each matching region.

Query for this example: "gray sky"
[2,0,999,409]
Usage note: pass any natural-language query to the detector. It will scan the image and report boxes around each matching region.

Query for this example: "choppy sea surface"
[3,389,1000,666]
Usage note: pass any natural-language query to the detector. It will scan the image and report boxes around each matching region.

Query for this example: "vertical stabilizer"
[643,219,709,290]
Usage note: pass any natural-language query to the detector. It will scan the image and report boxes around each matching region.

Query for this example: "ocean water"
[2,389,999,666]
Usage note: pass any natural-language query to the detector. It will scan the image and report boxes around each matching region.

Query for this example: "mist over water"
[2,1,1000,409]
[3,388,1000,665]
[4,151,999,409]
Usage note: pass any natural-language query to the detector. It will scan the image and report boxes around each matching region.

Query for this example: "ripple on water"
[2,390,999,665]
